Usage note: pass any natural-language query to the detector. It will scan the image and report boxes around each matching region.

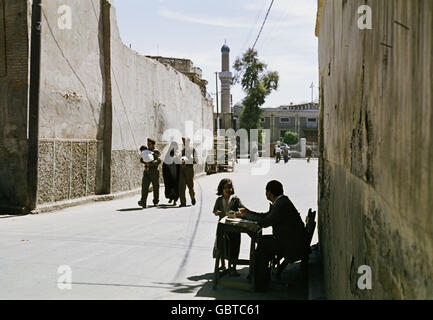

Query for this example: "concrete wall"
[317,0,433,299]
[0,0,31,209]
[37,0,213,205]
[38,0,106,204]
[0,0,213,210]
[109,7,213,193]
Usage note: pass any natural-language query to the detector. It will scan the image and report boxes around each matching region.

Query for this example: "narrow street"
[1,0,430,303]
[0,158,318,300]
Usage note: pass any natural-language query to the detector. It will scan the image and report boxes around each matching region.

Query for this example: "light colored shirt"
[141,150,154,163]
[221,196,232,215]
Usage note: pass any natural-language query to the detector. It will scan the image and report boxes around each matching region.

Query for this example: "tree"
[281,131,299,146]
[233,49,279,134]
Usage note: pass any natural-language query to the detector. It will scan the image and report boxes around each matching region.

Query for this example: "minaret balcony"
[219,71,232,81]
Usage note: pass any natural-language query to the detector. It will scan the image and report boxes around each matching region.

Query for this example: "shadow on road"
[116,208,144,212]
[116,204,194,212]
[155,263,308,300]
[157,204,189,209]
[66,263,307,300]
[0,215,28,219]
[71,282,170,290]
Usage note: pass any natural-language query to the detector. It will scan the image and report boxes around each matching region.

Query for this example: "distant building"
[146,56,209,97]
[232,102,319,144]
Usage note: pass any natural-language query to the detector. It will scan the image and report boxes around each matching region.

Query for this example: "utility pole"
[230,94,233,129]
[215,72,219,130]
[310,82,315,103]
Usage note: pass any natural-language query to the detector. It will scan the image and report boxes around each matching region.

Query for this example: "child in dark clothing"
[212,179,245,276]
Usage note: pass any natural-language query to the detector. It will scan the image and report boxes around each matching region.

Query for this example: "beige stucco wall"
[35,0,213,204]
[110,7,213,193]
[39,0,105,141]
[318,0,433,299]
[38,0,105,203]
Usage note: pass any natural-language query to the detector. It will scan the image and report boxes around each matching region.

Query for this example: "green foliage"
[281,131,299,145]
[233,49,279,133]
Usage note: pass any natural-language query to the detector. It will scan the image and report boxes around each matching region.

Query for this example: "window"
[307,118,317,128]
[280,130,287,138]
[261,118,265,122]
[280,118,289,123]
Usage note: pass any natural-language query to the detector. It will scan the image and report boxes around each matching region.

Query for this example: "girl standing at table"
[213,178,245,276]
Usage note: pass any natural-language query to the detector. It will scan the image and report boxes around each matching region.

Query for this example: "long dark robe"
[162,162,180,201]
[212,195,245,262]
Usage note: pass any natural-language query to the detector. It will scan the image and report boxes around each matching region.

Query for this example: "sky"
[113,0,319,111]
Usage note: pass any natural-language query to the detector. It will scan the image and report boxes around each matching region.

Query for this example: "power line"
[239,1,268,57]
[251,0,275,51]
[232,0,276,90]
[258,3,290,52]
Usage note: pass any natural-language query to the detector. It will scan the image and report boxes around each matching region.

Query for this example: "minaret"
[219,43,232,130]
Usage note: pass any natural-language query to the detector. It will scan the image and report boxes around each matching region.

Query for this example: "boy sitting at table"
[213,178,246,277]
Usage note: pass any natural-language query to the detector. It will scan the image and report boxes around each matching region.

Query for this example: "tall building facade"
[233,102,319,144]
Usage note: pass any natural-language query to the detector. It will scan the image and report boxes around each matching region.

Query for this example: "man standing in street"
[179,137,197,207]
[306,146,312,163]
[138,138,161,209]
[275,144,281,163]
[282,144,290,163]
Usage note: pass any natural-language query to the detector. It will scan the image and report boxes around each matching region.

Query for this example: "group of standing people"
[275,144,314,163]
[138,137,197,209]
[275,144,290,163]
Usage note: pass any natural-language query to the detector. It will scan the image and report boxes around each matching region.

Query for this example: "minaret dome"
[221,44,230,53]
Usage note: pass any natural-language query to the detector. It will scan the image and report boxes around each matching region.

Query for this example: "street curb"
[32,171,209,215]
[33,188,142,214]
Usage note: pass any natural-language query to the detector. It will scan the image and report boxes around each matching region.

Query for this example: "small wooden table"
[213,216,262,291]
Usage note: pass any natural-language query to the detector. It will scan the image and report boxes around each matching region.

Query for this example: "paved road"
[0,158,318,300]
